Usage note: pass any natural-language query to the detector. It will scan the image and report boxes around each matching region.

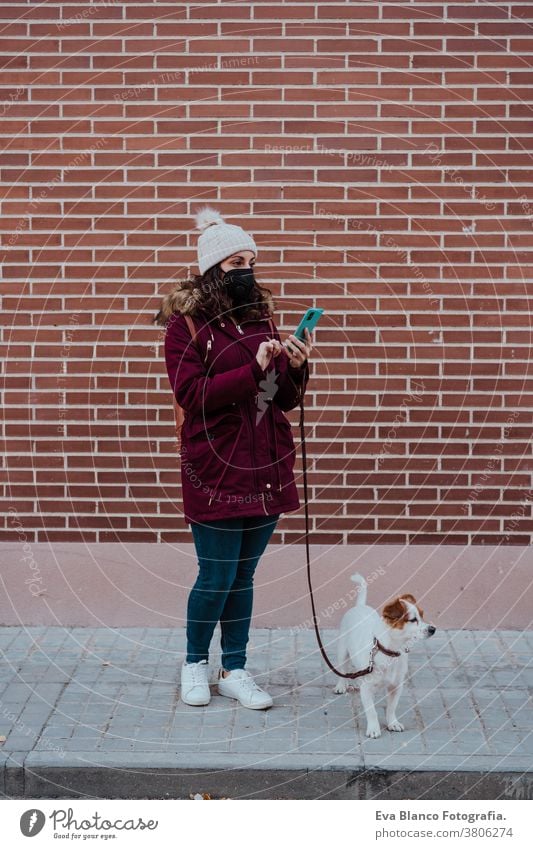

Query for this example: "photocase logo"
[20,809,46,836]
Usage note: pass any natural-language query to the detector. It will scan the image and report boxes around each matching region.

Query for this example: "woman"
[153,206,312,710]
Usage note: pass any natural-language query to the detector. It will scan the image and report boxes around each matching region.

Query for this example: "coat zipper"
[220,316,270,514]
[244,389,270,514]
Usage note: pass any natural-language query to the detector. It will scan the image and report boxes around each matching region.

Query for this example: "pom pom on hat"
[193,206,258,274]
[194,205,225,233]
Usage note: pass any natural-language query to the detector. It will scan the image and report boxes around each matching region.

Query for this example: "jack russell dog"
[333,573,436,738]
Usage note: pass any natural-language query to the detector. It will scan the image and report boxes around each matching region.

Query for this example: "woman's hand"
[283,327,312,368]
[255,338,283,371]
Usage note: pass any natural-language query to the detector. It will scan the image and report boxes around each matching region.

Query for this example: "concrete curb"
[3,751,532,800]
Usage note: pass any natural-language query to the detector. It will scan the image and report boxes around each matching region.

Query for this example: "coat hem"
[183,499,301,525]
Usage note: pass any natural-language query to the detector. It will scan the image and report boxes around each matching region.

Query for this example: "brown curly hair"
[152,263,275,327]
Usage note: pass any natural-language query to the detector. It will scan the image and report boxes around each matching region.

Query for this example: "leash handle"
[298,384,377,680]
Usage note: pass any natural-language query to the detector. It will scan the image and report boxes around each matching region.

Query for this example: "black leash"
[297,379,400,680]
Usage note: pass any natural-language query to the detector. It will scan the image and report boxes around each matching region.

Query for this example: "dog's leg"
[385,682,405,732]
[333,636,349,694]
[359,679,381,738]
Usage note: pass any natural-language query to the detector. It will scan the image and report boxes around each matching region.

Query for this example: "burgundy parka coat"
[164,285,310,524]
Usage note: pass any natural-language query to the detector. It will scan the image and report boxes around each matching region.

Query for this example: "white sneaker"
[180,660,211,706]
[217,668,273,710]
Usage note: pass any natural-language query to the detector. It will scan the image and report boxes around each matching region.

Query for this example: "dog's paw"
[366,725,381,738]
[387,720,405,732]
[333,682,347,695]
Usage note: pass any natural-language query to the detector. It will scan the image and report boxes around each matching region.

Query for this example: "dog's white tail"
[350,573,367,607]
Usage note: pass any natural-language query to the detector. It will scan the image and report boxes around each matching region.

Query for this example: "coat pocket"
[183,408,243,463]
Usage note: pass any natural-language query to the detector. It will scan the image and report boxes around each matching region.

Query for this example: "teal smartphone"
[293,307,324,341]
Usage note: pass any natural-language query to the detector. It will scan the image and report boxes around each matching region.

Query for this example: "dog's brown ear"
[399,593,417,605]
[382,597,409,626]
[400,593,424,618]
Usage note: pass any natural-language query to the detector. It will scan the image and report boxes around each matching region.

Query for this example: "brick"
[0,1,529,545]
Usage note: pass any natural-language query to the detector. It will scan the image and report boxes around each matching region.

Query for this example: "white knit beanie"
[194,206,258,274]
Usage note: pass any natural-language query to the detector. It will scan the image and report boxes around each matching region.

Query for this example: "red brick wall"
[2,1,533,546]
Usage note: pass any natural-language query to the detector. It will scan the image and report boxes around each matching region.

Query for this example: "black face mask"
[223,267,256,306]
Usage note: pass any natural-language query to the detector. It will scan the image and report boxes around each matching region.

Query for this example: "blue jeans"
[187,513,280,671]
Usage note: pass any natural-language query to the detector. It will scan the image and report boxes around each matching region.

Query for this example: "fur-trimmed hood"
[164,283,205,317]
[154,280,275,325]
